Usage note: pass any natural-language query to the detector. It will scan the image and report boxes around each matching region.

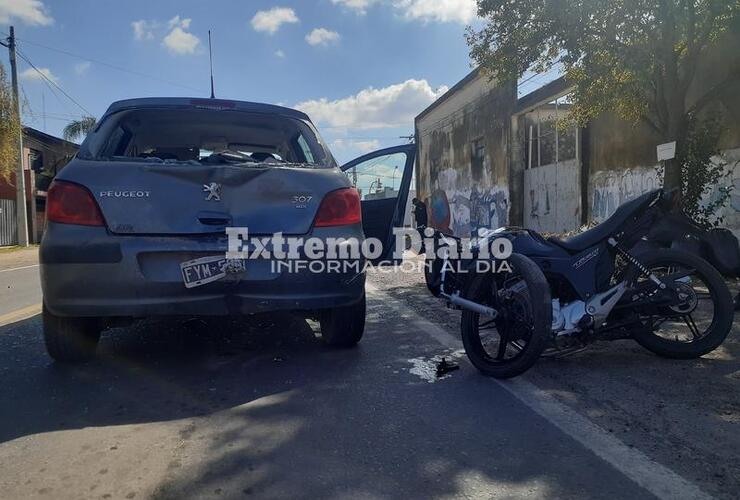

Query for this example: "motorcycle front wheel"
[627,249,734,359]
[461,253,552,379]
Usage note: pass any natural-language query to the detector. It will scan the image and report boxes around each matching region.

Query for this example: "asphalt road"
[0,262,724,499]
[0,264,41,316]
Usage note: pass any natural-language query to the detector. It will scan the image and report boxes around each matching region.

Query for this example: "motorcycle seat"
[548,189,662,253]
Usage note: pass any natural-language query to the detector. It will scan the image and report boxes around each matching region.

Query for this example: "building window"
[28,149,43,172]
[525,95,578,169]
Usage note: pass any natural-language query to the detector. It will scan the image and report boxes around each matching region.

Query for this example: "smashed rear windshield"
[79,107,336,168]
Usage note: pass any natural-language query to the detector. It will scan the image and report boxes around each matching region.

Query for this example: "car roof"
[102,97,311,122]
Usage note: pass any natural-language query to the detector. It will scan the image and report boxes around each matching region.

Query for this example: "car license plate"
[180,256,245,289]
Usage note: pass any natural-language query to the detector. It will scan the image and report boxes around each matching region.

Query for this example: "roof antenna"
[208,30,215,98]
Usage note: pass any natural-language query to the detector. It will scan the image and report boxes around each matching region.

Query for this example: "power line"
[518,64,564,94]
[18,56,72,117]
[13,35,206,93]
[517,72,540,89]
[15,46,93,116]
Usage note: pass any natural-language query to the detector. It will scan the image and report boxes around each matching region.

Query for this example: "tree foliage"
[467,0,740,191]
[0,63,21,181]
[63,116,97,143]
[680,114,734,228]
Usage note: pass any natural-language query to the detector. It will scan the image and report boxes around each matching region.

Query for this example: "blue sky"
[1,0,555,163]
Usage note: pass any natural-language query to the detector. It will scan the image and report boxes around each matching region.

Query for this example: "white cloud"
[295,79,448,130]
[275,49,286,58]
[331,0,478,24]
[132,20,157,41]
[331,0,379,15]
[20,66,58,84]
[305,28,340,47]
[0,0,53,26]
[162,16,201,55]
[331,139,381,154]
[168,15,191,30]
[74,61,91,75]
[251,7,299,34]
[394,0,478,24]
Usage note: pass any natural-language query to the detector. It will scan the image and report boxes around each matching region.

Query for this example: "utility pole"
[1,27,29,246]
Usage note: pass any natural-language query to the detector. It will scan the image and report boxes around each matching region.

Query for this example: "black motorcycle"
[425,189,735,378]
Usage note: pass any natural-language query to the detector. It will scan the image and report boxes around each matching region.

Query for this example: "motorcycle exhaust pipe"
[443,293,499,318]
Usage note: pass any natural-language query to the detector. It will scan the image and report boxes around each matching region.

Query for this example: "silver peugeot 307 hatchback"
[40,98,415,362]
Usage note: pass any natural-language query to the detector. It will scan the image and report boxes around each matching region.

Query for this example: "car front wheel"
[320,293,366,348]
[43,305,102,363]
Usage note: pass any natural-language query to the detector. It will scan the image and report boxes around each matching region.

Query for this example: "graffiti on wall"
[427,166,509,237]
[591,166,661,222]
[590,151,740,237]
[471,188,509,233]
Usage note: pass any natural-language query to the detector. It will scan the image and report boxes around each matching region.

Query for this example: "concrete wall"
[589,165,662,223]
[588,150,740,237]
[585,105,740,235]
[585,26,740,233]
[415,70,516,237]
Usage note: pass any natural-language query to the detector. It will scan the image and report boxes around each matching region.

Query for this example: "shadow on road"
[0,313,356,445]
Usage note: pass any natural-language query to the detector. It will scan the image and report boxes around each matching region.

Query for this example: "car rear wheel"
[43,305,102,363]
[320,293,366,348]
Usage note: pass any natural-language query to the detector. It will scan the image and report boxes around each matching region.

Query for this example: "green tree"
[63,116,97,143]
[467,0,740,191]
[0,63,21,180]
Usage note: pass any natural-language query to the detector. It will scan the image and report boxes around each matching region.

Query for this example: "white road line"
[366,283,714,500]
[0,264,40,274]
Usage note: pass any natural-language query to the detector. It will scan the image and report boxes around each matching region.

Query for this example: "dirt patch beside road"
[0,246,39,271]
[368,253,740,500]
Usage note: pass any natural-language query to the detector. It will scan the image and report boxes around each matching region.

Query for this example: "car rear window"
[80,107,336,168]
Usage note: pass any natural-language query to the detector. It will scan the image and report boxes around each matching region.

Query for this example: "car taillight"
[314,188,362,227]
[47,181,106,227]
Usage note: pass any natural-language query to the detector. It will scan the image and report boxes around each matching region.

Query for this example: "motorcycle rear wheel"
[627,249,734,359]
[461,253,552,379]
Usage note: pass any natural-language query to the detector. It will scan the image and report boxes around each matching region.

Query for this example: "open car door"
[341,144,417,265]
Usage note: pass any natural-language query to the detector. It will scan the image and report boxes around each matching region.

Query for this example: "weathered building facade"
[415,33,740,237]
[415,69,516,238]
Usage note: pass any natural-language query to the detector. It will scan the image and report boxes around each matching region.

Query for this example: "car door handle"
[197,211,232,226]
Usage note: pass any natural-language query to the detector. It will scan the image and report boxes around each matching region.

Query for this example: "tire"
[628,249,734,359]
[43,305,102,363]
[320,293,366,348]
[461,253,552,379]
